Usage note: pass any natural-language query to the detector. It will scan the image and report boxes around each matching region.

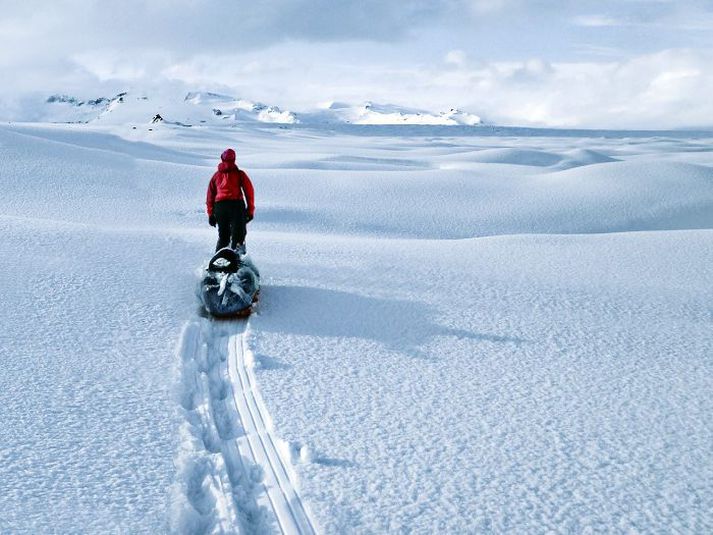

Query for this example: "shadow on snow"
[257,285,525,358]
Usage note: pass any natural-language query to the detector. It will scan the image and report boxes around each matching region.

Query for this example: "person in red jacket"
[206,148,255,253]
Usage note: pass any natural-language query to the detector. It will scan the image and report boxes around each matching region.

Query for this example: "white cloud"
[151,47,713,129]
[3,45,713,129]
[450,49,713,128]
[572,3,713,31]
[464,0,513,14]
[572,14,624,27]
[445,49,468,66]
[1,1,713,128]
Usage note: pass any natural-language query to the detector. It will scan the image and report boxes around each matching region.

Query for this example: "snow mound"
[466,148,564,166]
[555,148,620,170]
[535,159,713,232]
[442,147,619,171]
[563,148,619,165]
[275,154,433,171]
[243,135,713,238]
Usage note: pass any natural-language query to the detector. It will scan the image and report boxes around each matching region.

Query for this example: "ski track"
[230,325,317,535]
[175,318,317,535]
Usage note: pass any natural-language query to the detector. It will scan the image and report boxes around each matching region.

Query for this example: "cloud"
[571,2,713,31]
[150,46,713,129]
[572,14,625,27]
[463,0,514,14]
[445,49,468,66]
[0,0,451,104]
[1,1,713,128]
[444,49,713,128]
[0,0,447,55]
[3,42,713,129]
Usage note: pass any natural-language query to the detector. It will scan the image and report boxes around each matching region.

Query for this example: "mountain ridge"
[38,91,484,126]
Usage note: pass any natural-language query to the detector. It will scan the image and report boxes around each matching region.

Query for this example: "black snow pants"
[213,200,247,251]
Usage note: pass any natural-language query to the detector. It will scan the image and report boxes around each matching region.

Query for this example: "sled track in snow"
[228,322,317,535]
[174,319,317,534]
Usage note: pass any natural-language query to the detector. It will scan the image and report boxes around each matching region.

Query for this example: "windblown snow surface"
[1,120,712,534]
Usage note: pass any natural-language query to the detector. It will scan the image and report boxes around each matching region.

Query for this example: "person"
[206,148,255,254]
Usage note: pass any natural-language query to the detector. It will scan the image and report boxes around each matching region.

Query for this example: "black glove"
[246,213,254,223]
[208,214,216,227]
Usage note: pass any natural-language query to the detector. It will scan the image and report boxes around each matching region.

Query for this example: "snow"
[33,90,298,126]
[249,231,713,533]
[1,117,712,533]
[301,101,483,126]
[31,91,481,127]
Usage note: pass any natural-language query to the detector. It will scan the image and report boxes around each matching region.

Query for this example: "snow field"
[6,122,713,241]
[1,120,712,533]
[247,229,713,533]
[0,216,203,532]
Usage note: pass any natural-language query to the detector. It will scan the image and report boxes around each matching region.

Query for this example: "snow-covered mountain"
[41,90,297,126]
[183,92,298,124]
[42,93,123,123]
[38,91,482,127]
[300,101,482,125]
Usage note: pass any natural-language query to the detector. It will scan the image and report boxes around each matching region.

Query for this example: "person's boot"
[235,243,246,255]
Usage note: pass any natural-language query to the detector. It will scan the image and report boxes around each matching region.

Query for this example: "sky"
[1,0,713,128]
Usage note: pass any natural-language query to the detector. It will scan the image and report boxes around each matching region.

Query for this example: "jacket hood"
[221,148,236,162]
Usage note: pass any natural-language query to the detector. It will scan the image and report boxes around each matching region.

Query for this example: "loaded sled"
[199,248,260,317]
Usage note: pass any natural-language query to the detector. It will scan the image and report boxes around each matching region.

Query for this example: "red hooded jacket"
[206,160,255,217]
